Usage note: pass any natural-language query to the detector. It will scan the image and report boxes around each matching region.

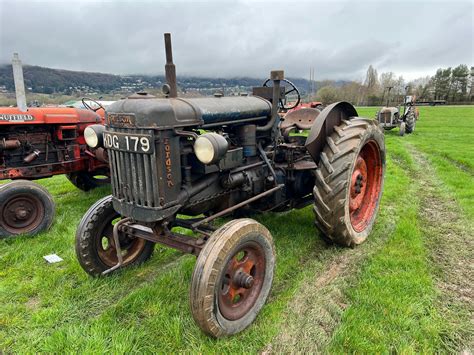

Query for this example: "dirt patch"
[408,145,474,351]
[25,296,40,310]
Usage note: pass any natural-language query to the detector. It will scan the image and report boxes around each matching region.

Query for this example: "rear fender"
[304,101,358,163]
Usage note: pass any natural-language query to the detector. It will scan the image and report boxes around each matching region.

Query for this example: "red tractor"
[0,54,109,238]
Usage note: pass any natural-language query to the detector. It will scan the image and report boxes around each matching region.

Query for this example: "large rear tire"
[190,219,275,337]
[313,118,385,246]
[75,195,154,276]
[0,180,55,238]
[405,111,416,134]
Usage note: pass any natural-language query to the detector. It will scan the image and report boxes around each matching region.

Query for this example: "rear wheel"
[190,219,275,337]
[67,170,110,192]
[75,195,154,276]
[406,112,416,133]
[0,180,55,238]
[313,118,385,246]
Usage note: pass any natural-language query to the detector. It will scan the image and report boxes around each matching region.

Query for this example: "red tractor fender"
[304,101,358,163]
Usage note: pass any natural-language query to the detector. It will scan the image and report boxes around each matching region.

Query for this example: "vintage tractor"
[0,54,109,238]
[376,86,419,136]
[76,33,386,337]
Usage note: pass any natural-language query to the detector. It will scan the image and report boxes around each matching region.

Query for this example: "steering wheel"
[82,98,105,112]
[262,78,301,110]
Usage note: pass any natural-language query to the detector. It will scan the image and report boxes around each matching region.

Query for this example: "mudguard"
[304,101,358,163]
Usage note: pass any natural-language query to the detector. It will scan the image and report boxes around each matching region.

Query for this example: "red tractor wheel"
[313,118,385,246]
[0,180,55,238]
[190,218,275,337]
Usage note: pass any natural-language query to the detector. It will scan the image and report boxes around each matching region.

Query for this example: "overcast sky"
[0,0,472,81]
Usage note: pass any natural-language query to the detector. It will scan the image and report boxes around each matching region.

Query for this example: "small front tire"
[190,218,275,337]
[399,122,406,136]
[75,195,154,277]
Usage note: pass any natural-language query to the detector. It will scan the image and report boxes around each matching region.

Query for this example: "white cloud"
[0,0,472,80]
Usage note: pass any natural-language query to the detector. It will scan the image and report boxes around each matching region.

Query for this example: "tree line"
[314,64,473,106]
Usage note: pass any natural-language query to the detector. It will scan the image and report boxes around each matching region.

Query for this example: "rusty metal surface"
[218,241,266,320]
[0,192,44,234]
[120,222,204,256]
[281,107,320,130]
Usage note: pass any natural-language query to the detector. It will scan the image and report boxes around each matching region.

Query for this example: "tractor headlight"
[84,124,105,148]
[194,133,228,164]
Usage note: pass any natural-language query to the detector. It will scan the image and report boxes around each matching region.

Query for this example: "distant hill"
[0,65,123,94]
[0,64,346,96]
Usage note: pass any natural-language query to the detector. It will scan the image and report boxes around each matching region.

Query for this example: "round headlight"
[194,133,228,164]
[84,124,105,148]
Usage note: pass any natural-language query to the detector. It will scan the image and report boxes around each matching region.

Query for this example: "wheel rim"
[1,194,44,234]
[95,216,147,267]
[349,140,383,232]
[218,241,266,320]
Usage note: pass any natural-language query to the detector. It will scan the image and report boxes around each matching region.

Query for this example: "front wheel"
[0,180,55,238]
[190,219,275,337]
[75,195,154,276]
[399,122,406,136]
[313,118,385,246]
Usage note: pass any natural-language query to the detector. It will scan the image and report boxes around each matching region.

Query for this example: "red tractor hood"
[0,107,103,125]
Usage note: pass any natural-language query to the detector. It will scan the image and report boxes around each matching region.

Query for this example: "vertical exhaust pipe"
[164,33,177,98]
[12,53,28,112]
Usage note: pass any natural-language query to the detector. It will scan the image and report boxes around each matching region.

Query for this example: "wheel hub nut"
[15,208,28,219]
[235,270,254,289]
[354,174,364,194]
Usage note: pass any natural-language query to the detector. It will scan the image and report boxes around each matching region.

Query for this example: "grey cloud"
[0,0,472,80]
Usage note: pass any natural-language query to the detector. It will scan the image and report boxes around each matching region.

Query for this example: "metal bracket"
[102,217,131,275]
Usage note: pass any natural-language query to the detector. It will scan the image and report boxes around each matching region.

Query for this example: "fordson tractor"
[76,34,386,337]
[0,54,109,238]
[376,86,419,136]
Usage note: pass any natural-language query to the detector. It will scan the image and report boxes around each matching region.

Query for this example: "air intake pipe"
[256,70,283,132]
[164,33,178,98]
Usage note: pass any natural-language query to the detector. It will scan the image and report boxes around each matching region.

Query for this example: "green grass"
[328,141,442,352]
[1,106,473,352]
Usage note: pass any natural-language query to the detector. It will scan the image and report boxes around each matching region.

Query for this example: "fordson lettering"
[107,113,135,127]
[164,138,173,187]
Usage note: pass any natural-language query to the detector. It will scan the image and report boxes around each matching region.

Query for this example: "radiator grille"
[382,112,392,124]
[108,127,160,208]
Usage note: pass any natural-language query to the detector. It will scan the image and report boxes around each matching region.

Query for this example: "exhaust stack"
[164,33,178,98]
[12,53,27,112]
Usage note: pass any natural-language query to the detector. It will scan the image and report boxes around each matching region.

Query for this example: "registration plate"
[103,132,154,154]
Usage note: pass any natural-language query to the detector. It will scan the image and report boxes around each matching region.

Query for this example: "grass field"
[1,106,473,352]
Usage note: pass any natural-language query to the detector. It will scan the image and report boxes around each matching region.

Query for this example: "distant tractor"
[376,86,419,136]
[0,54,109,238]
[75,33,386,337]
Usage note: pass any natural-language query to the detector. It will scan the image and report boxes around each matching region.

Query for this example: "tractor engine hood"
[105,95,272,129]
